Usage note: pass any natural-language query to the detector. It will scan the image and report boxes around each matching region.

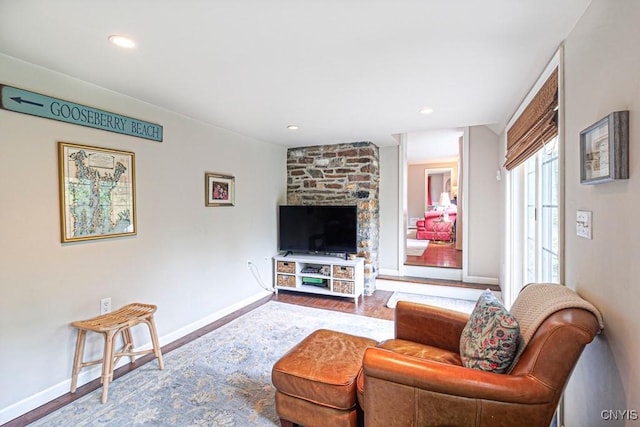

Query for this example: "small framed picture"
[580,111,629,184]
[205,172,235,206]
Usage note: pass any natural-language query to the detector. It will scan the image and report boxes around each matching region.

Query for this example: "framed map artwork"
[205,172,235,206]
[58,142,136,242]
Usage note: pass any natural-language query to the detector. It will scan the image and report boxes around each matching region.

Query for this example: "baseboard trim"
[159,291,272,345]
[0,290,272,426]
[462,275,500,286]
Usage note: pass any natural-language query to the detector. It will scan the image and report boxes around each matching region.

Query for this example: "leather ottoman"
[272,329,377,427]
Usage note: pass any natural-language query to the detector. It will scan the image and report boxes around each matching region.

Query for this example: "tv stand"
[273,254,364,305]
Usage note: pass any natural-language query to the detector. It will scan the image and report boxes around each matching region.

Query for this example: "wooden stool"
[70,302,164,403]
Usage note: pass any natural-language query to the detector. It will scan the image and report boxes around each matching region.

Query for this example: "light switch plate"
[576,210,592,239]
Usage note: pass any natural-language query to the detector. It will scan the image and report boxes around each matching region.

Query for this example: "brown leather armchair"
[358,285,603,427]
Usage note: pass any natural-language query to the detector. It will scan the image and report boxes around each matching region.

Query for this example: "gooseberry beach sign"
[0,84,163,142]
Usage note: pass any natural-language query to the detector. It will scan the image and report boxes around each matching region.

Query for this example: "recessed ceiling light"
[419,108,434,115]
[108,35,136,49]
[287,125,299,130]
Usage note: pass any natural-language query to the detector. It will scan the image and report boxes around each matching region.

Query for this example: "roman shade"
[504,68,558,170]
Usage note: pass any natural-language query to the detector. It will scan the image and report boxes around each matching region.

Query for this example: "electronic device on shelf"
[300,265,331,275]
[278,205,357,255]
[302,277,328,287]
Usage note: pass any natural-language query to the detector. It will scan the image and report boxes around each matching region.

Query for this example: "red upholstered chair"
[416,208,456,241]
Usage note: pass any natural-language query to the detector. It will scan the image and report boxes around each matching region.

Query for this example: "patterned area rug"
[32,301,393,427]
[386,292,476,313]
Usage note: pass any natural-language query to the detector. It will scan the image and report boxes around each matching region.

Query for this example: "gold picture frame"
[205,172,235,206]
[58,142,136,242]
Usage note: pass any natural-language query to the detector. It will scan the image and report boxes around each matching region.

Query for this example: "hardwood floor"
[405,241,462,269]
[273,289,395,320]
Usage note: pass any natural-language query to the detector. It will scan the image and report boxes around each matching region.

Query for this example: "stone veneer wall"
[287,141,379,295]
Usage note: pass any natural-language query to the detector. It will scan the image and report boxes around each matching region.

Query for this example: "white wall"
[378,146,400,273]
[465,126,500,281]
[407,165,429,220]
[380,136,498,282]
[407,162,458,222]
[0,54,286,422]
[560,1,640,424]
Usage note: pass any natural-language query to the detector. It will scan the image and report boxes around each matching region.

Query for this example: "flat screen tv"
[278,205,357,255]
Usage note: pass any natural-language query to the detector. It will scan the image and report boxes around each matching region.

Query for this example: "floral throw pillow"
[459,289,520,373]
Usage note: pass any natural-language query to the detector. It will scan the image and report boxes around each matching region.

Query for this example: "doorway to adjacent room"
[404,129,463,276]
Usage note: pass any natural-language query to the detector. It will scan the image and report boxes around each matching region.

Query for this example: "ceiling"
[0,0,591,155]
[406,128,463,165]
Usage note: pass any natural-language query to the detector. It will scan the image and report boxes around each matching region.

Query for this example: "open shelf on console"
[274,254,364,305]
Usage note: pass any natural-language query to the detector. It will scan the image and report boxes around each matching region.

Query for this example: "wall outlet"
[576,210,592,239]
[100,298,111,315]
[246,260,252,269]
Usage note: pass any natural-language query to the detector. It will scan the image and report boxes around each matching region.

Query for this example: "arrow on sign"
[10,96,44,107]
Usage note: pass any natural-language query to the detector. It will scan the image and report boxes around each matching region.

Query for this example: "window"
[505,54,562,306]
[505,49,563,425]
[524,137,560,284]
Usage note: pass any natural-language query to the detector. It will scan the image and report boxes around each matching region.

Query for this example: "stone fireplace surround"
[286,141,380,295]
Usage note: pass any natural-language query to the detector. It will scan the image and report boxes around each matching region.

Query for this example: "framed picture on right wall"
[580,110,629,184]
